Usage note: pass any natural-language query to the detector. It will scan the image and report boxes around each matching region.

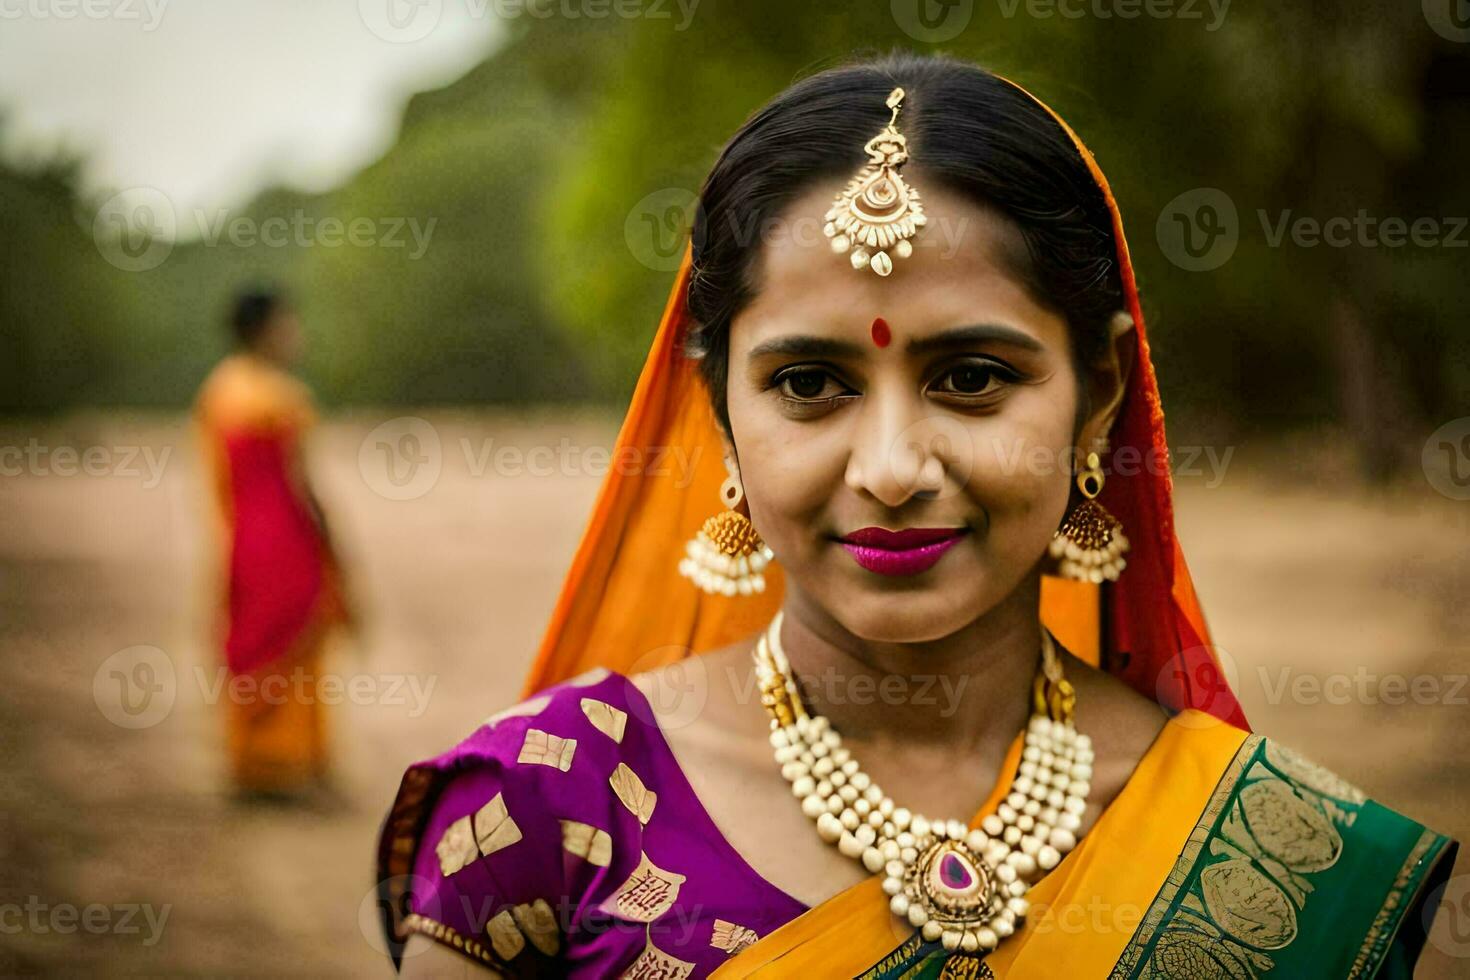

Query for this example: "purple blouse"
[376,667,809,977]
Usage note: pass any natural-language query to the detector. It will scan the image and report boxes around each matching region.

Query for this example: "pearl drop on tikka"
[753,611,1093,955]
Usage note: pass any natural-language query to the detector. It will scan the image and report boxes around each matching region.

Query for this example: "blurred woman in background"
[377,55,1455,977]
[196,287,351,801]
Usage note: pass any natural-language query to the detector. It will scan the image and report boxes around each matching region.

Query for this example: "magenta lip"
[838,527,967,577]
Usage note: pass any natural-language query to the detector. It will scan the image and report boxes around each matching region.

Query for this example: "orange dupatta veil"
[522,76,1248,734]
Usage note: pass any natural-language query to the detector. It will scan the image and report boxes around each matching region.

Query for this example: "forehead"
[733,179,1063,348]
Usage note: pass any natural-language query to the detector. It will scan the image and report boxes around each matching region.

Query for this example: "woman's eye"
[932,361,1012,397]
[776,368,847,401]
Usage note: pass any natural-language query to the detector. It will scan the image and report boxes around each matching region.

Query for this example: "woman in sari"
[376,55,1456,977]
[196,288,350,799]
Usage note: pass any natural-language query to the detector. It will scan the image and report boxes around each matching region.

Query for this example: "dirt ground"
[1,412,1465,978]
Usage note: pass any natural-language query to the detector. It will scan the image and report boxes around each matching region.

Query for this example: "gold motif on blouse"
[562,819,614,867]
[435,814,480,877]
[582,697,629,743]
[474,792,523,859]
[483,898,561,961]
[512,898,561,956]
[518,728,577,771]
[709,918,760,954]
[485,909,525,960]
[603,852,686,923]
[434,794,523,877]
[610,762,659,824]
[619,929,696,979]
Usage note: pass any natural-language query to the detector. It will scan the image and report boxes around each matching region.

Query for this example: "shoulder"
[381,667,644,866]
[195,357,315,432]
[376,668,651,971]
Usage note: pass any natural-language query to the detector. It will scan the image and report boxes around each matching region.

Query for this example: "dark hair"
[685,52,1123,435]
[229,286,288,347]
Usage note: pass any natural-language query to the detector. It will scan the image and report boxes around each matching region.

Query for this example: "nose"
[842,389,951,508]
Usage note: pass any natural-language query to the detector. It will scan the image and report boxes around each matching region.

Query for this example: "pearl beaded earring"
[1049,444,1129,583]
[677,458,773,596]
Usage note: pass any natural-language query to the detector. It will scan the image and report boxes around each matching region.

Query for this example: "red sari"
[195,353,343,793]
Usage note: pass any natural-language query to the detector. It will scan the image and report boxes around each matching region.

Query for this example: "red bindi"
[870,317,891,348]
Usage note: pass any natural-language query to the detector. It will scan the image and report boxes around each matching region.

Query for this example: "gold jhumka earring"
[678,458,773,596]
[1049,444,1130,582]
[823,87,928,277]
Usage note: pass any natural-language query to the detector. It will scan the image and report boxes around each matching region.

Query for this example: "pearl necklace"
[752,612,1093,955]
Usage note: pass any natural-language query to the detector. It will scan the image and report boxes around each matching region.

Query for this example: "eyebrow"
[746,323,1044,360]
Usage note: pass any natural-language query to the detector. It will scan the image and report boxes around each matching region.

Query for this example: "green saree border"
[1110,735,1454,980]
[1345,827,1451,979]
[1108,732,1264,977]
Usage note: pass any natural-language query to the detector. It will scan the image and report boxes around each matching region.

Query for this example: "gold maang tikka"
[824,87,928,277]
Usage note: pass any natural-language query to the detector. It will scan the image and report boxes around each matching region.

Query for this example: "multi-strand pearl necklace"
[753,612,1094,955]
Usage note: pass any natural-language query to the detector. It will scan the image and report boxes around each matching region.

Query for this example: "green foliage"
[2,0,1466,444]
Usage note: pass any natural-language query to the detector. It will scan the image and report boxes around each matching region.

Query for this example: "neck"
[775,574,1044,756]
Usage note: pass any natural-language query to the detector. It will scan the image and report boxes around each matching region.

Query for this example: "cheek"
[725,388,844,547]
[962,387,1078,536]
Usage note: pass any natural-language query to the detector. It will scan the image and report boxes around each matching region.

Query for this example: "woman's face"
[725,181,1110,643]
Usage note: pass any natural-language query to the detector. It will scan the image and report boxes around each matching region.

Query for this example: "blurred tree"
[1,0,1466,484]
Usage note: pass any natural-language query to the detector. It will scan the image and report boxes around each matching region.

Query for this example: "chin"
[828,584,992,644]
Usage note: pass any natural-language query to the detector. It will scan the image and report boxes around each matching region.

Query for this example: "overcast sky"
[0,1,505,214]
